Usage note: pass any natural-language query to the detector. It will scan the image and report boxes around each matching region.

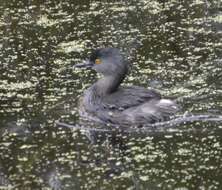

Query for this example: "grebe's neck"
[93,74,124,96]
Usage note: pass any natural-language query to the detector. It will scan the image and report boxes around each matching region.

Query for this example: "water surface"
[0,0,222,189]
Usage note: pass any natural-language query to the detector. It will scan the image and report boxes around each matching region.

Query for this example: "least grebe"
[75,48,179,125]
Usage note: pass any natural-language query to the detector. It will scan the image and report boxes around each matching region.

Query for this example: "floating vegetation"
[0,0,221,189]
[57,40,86,53]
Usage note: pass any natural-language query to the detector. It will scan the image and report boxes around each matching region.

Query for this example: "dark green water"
[0,0,222,189]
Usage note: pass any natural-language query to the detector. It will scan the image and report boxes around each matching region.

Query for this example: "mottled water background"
[0,0,222,189]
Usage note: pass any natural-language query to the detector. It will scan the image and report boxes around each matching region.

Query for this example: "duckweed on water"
[0,0,222,189]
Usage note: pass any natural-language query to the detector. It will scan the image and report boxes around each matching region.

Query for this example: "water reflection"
[0,0,222,189]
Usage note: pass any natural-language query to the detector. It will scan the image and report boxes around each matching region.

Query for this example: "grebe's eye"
[95,58,102,64]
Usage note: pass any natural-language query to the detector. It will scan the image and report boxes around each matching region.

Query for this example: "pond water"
[0,0,222,189]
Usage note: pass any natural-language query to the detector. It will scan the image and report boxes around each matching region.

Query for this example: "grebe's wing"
[103,86,161,110]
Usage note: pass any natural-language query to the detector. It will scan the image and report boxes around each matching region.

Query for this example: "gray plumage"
[75,48,179,126]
